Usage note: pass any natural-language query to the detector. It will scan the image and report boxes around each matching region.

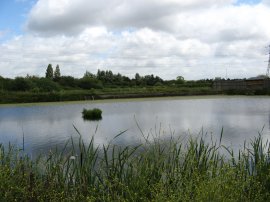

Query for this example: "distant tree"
[54,64,61,81]
[135,73,141,85]
[83,71,96,79]
[135,73,140,81]
[113,73,123,84]
[256,74,269,79]
[45,64,53,79]
[35,78,60,92]
[97,69,106,81]
[105,70,113,83]
[78,77,103,89]
[59,76,77,88]
[144,74,156,86]
[176,76,185,84]
[11,77,35,91]
[0,76,7,91]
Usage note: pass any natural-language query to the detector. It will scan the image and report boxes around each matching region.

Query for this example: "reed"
[0,130,270,201]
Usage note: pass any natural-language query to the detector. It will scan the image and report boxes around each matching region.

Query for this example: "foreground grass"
[1,132,270,201]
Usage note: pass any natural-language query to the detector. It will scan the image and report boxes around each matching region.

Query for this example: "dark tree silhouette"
[54,64,61,80]
[45,64,53,79]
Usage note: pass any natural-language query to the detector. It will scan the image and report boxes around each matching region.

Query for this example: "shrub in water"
[82,108,102,120]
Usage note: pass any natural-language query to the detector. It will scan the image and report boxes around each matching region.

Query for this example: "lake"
[0,96,270,155]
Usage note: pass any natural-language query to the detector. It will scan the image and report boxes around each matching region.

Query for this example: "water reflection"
[0,96,270,155]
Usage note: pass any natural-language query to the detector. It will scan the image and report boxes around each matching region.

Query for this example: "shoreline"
[0,89,216,105]
[0,93,269,107]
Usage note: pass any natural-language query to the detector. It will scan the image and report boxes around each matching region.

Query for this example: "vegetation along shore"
[3,64,268,104]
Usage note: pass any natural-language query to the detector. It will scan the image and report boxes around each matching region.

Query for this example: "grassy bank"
[1,131,270,201]
[1,86,270,104]
[0,86,216,104]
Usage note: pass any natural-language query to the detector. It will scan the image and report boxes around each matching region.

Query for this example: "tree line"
[0,64,213,92]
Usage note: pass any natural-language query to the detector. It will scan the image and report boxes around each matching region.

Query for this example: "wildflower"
[70,156,76,160]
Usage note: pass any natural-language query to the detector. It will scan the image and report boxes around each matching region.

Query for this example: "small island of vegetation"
[82,108,102,120]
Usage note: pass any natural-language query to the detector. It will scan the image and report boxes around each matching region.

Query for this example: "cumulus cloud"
[0,26,266,79]
[0,27,115,78]
[26,0,236,35]
[263,0,270,5]
[25,0,270,45]
[1,0,270,80]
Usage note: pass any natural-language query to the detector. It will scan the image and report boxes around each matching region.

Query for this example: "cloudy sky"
[0,0,269,80]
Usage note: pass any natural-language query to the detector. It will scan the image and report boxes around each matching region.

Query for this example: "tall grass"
[0,130,270,201]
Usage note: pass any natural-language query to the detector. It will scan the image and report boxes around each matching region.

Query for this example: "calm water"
[0,96,270,155]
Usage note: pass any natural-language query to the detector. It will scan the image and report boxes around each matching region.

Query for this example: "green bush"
[10,77,36,91]
[82,108,102,120]
[78,78,103,89]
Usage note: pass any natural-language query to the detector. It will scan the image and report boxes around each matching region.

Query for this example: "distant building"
[213,78,270,91]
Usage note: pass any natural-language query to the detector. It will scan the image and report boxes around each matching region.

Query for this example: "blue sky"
[0,0,36,41]
[0,0,269,79]
[236,0,261,5]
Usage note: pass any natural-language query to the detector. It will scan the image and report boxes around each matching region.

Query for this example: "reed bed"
[0,130,270,201]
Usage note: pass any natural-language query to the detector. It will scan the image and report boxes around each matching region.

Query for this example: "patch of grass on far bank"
[0,130,270,201]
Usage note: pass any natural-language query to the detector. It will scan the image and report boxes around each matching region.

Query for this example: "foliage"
[0,66,218,103]
[78,77,103,89]
[45,64,54,79]
[0,66,215,93]
[82,108,102,120]
[58,76,78,88]
[54,64,61,81]
[10,77,34,91]
[83,71,96,79]
[1,132,270,201]
[176,76,185,84]
[33,78,60,92]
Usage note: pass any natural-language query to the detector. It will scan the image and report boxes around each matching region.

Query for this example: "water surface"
[0,96,270,154]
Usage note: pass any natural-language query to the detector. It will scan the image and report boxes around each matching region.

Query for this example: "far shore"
[0,94,269,107]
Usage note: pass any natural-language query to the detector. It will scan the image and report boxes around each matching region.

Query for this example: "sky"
[0,0,270,80]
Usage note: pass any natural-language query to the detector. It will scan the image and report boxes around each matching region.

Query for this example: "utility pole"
[267,45,270,77]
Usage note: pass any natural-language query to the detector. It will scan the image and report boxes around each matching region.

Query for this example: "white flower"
[70,156,76,160]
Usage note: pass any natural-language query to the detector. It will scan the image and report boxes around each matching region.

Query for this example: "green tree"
[135,73,140,81]
[176,76,185,84]
[45,64,53,79]
[10,77,35,91]
[83,71,96,79]
[35,78,60,92]
[97,69,106,81]
[134,73,141,85]
[78,77,103,89]
[54,64,61,80]
[59,76,77,88]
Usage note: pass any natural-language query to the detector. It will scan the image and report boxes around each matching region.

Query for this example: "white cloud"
[26,0,236,35]
[1,0,270,80]
[263,0,270,5]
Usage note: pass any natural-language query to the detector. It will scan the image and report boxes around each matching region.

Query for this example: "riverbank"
[0,86,217,104]
[0,134,269,201]
[1,85,270,104]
